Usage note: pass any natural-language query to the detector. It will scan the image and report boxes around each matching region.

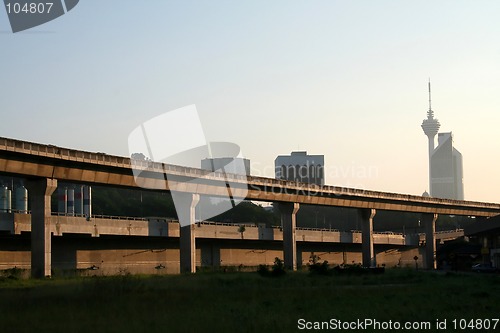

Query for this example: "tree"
[130,152,148,161]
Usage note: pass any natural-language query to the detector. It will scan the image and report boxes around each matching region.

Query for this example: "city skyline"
[421,82,464,200]
[1,2,500,202]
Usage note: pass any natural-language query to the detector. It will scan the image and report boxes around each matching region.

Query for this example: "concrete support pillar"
[67,188,74,216]
[475,217,490,264]
[83,185,92,218]
[201,243,221,269]
[26,178,57,278]
[74,185,83,215]
[57,187,67,214]
[177,193,200,273]
[422,213,438,270]
[279,202,300,271]
[359,208,376,268]
[482,236,490,264]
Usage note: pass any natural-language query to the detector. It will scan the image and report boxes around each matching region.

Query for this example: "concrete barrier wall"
[2,213,430,246]
[0,234,426,275]
[0,211,436,275]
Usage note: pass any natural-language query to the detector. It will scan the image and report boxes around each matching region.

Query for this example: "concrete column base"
[176,193,200,273]
[26,178,57,278]
[279,202,300,271]
[422,213,438,270]
[359,208,376,268]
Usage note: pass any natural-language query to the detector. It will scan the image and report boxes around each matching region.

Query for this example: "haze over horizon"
[1,1,500,203]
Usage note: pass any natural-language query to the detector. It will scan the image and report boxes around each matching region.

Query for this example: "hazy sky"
[1,1,500,203]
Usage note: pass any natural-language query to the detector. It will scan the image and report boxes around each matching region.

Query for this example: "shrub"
[307,254,330,275]
[257,264,269,277]
[271,257,286,276]
[256,258,286,277]
[309,261,330,276]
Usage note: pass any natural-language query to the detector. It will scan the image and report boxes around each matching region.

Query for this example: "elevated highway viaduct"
[1,137,499,277]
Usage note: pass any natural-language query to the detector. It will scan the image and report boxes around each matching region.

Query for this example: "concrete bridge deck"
[1,137,499,216]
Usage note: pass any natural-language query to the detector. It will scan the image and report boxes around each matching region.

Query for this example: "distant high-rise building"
[431,133,464,200]
[421,82,464,200]
[275,151,324,185]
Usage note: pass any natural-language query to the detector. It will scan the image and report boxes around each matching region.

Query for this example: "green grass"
[0,269,499,332]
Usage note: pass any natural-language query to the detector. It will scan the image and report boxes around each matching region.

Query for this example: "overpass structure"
[1,137,499,277]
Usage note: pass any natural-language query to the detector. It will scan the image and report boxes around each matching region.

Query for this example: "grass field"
[0,269,498,332]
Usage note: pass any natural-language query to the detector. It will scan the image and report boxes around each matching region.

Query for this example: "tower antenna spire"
[428,78,432,112]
